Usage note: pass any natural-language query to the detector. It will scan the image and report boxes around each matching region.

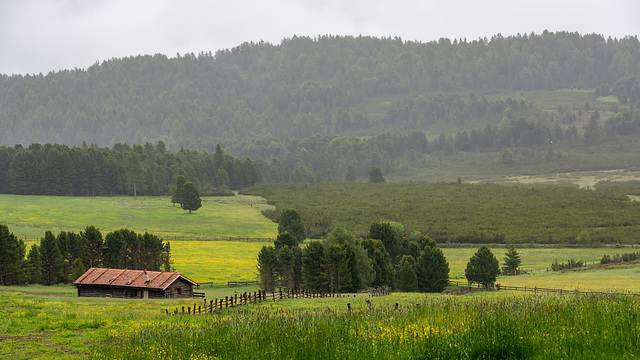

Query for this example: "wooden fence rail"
[159,235,273,242]
[449,280,640,297]
[166,286,391,316]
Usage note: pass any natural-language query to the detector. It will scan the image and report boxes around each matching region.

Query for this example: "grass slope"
[0,194,278,240]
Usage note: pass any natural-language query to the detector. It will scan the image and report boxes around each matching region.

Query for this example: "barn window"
[176,287,182,295]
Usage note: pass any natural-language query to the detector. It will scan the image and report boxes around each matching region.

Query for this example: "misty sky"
[1,0,638,76]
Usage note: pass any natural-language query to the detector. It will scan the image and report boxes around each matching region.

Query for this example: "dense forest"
[0,142,260,196]
[1,32,640,183]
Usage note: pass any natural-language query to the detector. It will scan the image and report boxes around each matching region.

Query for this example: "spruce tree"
[257,245,277,292]
[180,182,202,214]
[502,244,522,275]
[416,243,450,292]
[396,255,418,292]
[40,231,62,285]
[465,245,500,288]
[278,209,306,243]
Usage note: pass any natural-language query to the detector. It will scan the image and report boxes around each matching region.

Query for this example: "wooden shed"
[73,267,197,299]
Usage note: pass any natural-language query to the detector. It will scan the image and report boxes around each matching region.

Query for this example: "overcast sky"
[1,0,638,76]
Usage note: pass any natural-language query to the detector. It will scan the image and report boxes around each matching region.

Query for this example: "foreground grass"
[2,288,639,360]
[94,293,639,360]
[2,279,639,360]
[0,194,277,240]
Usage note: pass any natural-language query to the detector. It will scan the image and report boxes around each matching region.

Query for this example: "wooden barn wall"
[165,278,194,298]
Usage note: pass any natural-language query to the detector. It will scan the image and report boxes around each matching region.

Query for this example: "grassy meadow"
[0,194,278,240]
[1,287,639,359]
[2,192,640,358]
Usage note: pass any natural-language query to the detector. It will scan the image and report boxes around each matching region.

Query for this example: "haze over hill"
[1,32,640,183]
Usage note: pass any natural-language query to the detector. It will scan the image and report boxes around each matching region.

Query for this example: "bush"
[551,259,584,271]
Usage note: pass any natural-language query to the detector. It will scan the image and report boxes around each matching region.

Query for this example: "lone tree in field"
[368,166,385,183]
[465,245,500,288]
[180,182,202,214]
[502,244,522,275]
[278,209,306,243]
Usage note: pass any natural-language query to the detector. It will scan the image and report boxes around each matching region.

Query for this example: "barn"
[73,267,197,299]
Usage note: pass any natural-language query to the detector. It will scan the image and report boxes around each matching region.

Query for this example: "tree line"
[0,224,171,286]
[258,214,521,293]
[0,142,261,196]
[258,219,450,293]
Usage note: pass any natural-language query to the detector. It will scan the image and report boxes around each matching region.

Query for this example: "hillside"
[1,32,640,183]
[242,182,640,243]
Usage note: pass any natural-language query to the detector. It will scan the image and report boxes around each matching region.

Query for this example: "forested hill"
[1,32,638,148]
[1,32,640,183]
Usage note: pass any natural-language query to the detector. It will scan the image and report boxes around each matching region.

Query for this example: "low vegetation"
[244,182,640,243]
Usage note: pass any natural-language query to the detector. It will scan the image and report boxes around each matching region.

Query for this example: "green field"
[170,241,640,292]
[170,240,269,283]
[2,192,640,359]
[1,287,638,359]
[0,194,278,240]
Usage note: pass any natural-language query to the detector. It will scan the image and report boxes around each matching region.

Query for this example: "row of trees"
[257,214,524,292]
[0,142,261,196]
[257,219,451,293]
[0,224,171,286]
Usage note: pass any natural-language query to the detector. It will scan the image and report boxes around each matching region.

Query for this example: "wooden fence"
[449,280,640,297]
[167,286,392,315]
[160,235,273,242]
[192,281,259,288]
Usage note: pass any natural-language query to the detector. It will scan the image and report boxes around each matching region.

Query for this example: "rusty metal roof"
[73,268,197,290]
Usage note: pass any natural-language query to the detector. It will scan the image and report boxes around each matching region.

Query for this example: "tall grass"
[94,294,640,359]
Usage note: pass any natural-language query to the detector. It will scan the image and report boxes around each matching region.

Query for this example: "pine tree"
[396,255,418,292]
[180,182,202,214]
[257,245,277,292]
[0,224,26,285]
[40,231,62,285]
[278,209,306,243]
[125,150,146,200]
[368,166,385,183]
[502,244,522,275]
[416,243,450,292]
[302,241,326,291]
[465,245,500,288]
[82,225,102,268]
[171,175,187,206]
[26,244,42,284]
